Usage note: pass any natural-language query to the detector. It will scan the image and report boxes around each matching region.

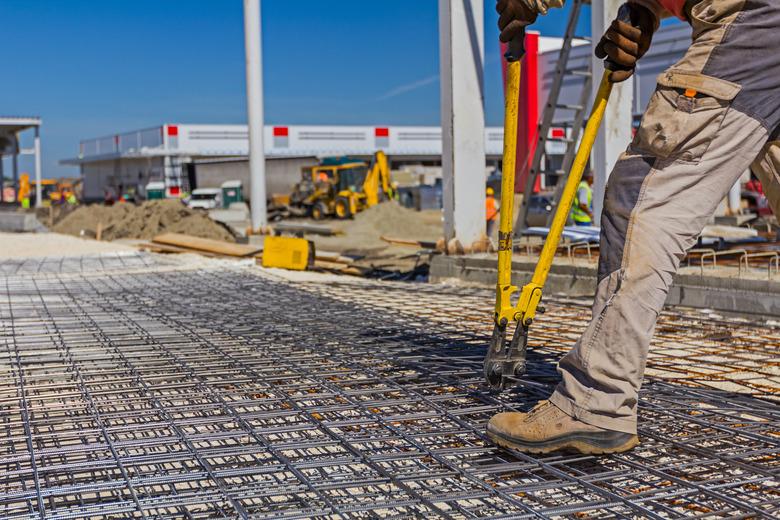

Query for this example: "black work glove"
[496,0,537,43]
[594,3,655,83]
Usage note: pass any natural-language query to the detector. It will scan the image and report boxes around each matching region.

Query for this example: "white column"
[0,156,4,202]
[12,144,19,201]
[591,0,634,222]
[244,0,267,231]
[728,179,741,215]
[34,127,42,207]
[439,0,485,246]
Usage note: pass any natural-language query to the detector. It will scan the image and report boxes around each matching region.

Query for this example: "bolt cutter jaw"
[484,320,528,391]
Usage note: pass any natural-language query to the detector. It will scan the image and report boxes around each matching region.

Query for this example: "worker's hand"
[496,0,537,43]
[595,3,655,83]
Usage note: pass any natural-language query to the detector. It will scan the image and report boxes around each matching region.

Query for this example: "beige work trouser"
[549,0,780,434]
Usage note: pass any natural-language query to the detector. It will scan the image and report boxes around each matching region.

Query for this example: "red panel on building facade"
[374,127,389,137]
[167,125,179,137]
[273,126,289,137]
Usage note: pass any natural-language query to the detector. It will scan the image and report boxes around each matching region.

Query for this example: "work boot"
[486,400,639,455]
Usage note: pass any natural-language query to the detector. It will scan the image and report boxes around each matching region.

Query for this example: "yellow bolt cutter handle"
[514,73,613,323]
[484,4,635,390]
[484,29,527,389]
[485,70,617,390]
[494,38,523,325]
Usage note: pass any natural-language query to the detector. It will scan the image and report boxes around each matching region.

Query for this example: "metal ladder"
[514,0,593,234]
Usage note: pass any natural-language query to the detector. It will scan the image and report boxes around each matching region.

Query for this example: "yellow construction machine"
[484,10,631,390]
[288,151,393,219]
[17,174,78,206]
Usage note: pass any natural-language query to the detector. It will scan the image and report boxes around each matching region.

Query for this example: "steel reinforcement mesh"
[0,253,778,519]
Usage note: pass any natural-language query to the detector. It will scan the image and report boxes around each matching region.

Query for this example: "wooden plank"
[380,235,438,249]
[137,242,223,258]
[152,233,261,257]
[315,250,354,264]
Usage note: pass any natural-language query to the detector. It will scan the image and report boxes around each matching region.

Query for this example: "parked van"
[187,188,223,210]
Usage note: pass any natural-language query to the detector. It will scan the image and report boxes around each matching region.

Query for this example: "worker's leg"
[751,140,780,218]
[550,0,780,434]
[488,0,780,453]
[549,115,769,433]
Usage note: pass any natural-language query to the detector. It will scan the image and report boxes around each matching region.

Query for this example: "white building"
[62,124,506,201]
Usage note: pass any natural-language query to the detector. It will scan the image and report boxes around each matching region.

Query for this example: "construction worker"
[390,181,400,201]
[571,171,594,226]
[485,187,499,235]
[487,0,780,454]
[17,173,31,209]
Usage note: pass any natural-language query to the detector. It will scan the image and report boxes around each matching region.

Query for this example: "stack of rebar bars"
[0,253,777,518]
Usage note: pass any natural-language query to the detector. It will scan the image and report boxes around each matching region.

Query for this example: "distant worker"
[66,192,78,205]
[571,171,594,226]
[317,170,329,183]
[17,173,31,209]
[390,181,400,201]
[487,0,780,455]
[485,187,498,236]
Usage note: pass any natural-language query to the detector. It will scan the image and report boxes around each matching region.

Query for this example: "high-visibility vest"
[485,196,498,221]
[571,181,592,224]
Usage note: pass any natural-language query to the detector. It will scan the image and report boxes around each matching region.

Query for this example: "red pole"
[500,31,539,194]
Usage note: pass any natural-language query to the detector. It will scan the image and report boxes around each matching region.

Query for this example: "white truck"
[187,188,222,210]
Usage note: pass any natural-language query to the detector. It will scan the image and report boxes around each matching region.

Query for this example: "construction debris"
[273,221,339,236]
[54,199,236,242]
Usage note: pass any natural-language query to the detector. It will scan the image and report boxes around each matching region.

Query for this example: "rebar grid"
[0,253,778,519]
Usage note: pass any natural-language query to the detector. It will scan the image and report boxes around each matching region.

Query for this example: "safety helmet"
[486,187,494,196]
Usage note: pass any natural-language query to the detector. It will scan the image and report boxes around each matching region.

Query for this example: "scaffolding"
[0,253,778,518]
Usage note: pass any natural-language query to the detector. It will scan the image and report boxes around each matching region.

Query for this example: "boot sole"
[486,426,639,455]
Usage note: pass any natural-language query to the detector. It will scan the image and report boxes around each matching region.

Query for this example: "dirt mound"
[310,201,443,255]
[339,201,442,240]
[54,200,235,242]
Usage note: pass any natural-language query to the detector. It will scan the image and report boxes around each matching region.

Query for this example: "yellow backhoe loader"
[288,151,393,220]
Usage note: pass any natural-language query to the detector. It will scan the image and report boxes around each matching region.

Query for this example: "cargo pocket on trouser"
[633,70,741,164]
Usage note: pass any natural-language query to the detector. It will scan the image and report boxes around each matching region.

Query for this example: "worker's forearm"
[521,0,564,16]
[627,0,669,30]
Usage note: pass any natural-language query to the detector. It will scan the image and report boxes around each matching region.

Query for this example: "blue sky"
[1,0,588,178]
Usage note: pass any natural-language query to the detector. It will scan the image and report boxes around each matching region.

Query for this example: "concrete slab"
[0,211,45,232]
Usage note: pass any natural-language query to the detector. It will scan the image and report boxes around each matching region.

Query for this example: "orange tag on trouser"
[684,88,697,98]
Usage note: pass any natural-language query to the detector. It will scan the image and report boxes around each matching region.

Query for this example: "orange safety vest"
[486,196,498,221]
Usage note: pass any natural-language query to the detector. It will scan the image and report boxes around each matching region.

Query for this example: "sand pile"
[310,201,443,254]
[339,201,441,240]
[54,200,235,242]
